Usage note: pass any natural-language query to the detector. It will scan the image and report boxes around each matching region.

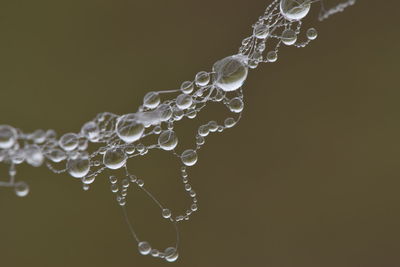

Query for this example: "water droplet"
[143,92,160,109]
[67,153,90,178]
[103,147,127,170]
[195,71,210,87]
[116,114,145,143]
[25,145,44,167]
[81,121,99,141]
[138,241,152,255]
[224,118,236,128]
[181,81,194,94]
[228,97,244,113]
[46,148,67,163]
[181,149,198,166]
[280,0,311,21]
[281,29,297,45]
[164,247,179,262]
[59,133,79,151]
[109,175,118,184]
[198,125,209,137]
[253,24,269,39]
[82,175,95,185]
[15,181,29,197]
[0,125,17,149]
[176,94,193,110]
[266,51,278,62]
[213,55,248,92]
[158,130,178,151]
[162,208,171,219]
[307,27,318,40]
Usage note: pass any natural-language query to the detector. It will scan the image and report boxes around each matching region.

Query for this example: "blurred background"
[0,0,399,266]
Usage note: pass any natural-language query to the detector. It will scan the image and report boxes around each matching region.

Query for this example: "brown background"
[0,0,399,267]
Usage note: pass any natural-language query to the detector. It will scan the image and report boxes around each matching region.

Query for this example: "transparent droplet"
[156,104,173,122]
[162,208,172,219]
[191,203,198,211]
[103,147,127,170]
[280,0,311,21]
[306,27,318,40]
[67,153,90,178]
[181,149,198,166]
[111,184,119,193]
[281,29,297,45]
[0,125,17,149]
[138,241,152,255]
[173,107,184,121]
[186,109,197,119]
[122,178,130,188]
[109,175,118,184]
[224,118,236,128]
[228,97,244,113]
[266,51,278,62]
[129,174,137,183]
[176,94,193,110]
[151,249,160,257]
[14,181,29,197]
[195,71,210,87]
[116,114,145,143]
[125,145,135,155]
[143,92,160,109]
[164,247,179,262]
[198,125,209,137]
[31,129,46,144]
[213,55,248,92]
[46,148,67,163]
[81,121,99,141]
[82,175,95,185]
[180,81,194,94]
[196,136,205,146]
[253,24,269,39]
[158,130,178,151]
[59,133,79,151]
[25,145,44,167]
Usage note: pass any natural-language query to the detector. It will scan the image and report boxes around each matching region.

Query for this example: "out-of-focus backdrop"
[0,1,399,266]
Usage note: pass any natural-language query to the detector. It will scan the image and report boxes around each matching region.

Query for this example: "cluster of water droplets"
[0,0,355,262]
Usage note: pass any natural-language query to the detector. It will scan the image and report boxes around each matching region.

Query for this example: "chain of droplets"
[0,0,355,262]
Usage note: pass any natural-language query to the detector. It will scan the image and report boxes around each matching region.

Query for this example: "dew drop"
[181,149,198,166]
[213,55,248,92]
[280,0,311,21]
[103,147,127,170]
[116,114,145,143]
[0,125,17,149]
[143,92,161,109]
[281,29,297,45]
[138,241,152,255]
[158,130,178,151]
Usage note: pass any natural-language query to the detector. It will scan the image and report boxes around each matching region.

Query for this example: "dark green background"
[0,0,399,266]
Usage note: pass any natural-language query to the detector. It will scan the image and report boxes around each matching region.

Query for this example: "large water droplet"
[67,153,90,178]
[280,0,311,21]
[116,114,145,143]
[281,29,297,45]
[213,55,248,92]
[59,133,79,151]
[164,247,179,262]
[181,149,198,166]
[103,147,127,170]
[143,92,160,109]
[158,130,178,151]
[176,94,193,110]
